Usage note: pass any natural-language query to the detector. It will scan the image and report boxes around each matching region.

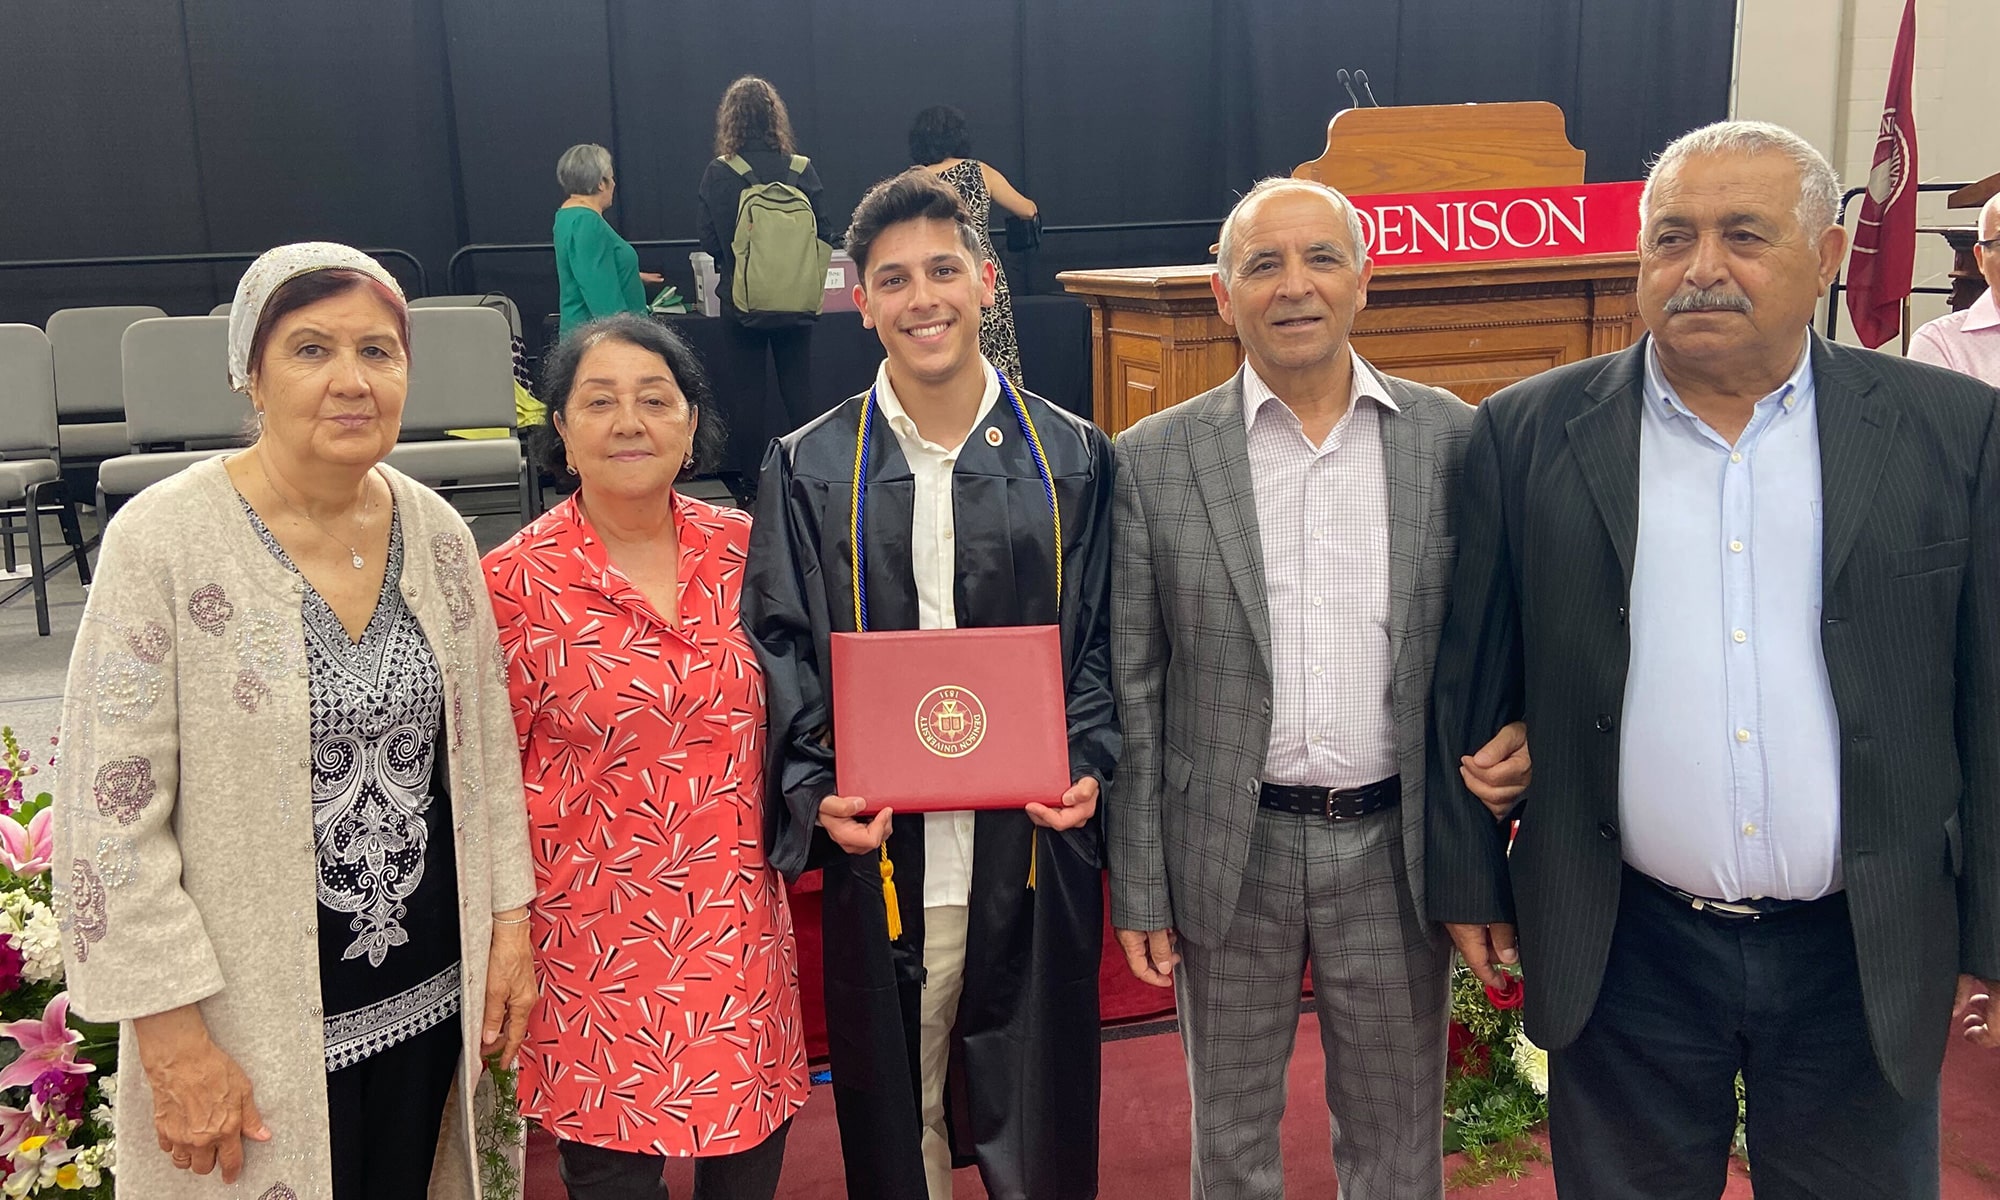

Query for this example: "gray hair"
[1642,120,1841,234]
[556,143,614,197]
[1216,177,1369,277]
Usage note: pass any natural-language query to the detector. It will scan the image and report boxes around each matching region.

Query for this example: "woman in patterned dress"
[484,314,808,1199]
[53,243,538,1200]
[911,104,1039,388]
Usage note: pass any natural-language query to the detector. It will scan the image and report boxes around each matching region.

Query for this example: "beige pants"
[919,903,971,1200]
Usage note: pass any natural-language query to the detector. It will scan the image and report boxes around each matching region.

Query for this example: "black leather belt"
[1257,776,1400,821]
[1637,870,1823,921]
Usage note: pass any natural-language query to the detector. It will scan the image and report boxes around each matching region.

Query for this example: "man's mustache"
[1664,288,1753,315]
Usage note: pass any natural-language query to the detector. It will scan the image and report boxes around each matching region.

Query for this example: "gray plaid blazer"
[1108,367,1475,946]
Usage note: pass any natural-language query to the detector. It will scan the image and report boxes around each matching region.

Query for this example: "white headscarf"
[226,242,406,392]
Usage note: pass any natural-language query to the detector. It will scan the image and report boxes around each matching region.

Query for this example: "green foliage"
[1447,1131,1548,1189]
[1443,962,1548,1182]
[1733,1071,1749,1163]
[1449,959,1514,1047]
[477,1057,526,1200]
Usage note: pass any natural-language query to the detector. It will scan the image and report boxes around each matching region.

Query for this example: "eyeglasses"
[1978,237,2000,251]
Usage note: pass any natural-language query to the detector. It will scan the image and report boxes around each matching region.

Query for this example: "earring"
[565,461,578,476]
[682,452,695,471]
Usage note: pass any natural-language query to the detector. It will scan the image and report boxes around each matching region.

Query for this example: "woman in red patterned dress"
[483,314,808,1199]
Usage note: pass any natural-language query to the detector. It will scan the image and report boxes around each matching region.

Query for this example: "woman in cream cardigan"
[52,243,535,1200]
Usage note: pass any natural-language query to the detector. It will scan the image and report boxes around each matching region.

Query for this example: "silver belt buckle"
[1690,896,1765,918]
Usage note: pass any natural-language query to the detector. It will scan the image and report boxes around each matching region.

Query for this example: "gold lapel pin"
[986,426,1004,447]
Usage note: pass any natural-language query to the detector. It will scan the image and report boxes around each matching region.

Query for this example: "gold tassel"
[879,843,903,940]
[1028,829,1038,890]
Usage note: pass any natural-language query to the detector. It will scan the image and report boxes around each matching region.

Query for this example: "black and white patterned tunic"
[243,497,463,1073]
[938,159,1025,389]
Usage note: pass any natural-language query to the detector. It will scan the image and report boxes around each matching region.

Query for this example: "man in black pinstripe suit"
[1429,119,2000,1197]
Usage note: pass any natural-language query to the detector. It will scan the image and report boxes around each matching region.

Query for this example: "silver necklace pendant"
[350,550,365,570]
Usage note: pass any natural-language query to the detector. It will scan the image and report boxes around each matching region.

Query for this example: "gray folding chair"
[408,293,524,340]
[96,316,247,523]
[388,306,534,522]
[408,293,531,412]
[47,305,166,462]
[209,302,233,316]
[0,325,92,635]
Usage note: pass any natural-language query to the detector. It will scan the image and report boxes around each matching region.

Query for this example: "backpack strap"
[785,154,810,186]
[724,154,759,185]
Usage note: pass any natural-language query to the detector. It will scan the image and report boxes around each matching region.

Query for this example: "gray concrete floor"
[0,477,737,758]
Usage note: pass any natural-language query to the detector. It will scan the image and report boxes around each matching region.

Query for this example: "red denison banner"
[1346,181,1644,266]
[1846,0,1919,349]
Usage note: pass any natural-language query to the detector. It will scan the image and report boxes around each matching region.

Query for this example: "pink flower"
[0,1103,41,1158]
[0,810,52,877]
[29,1070,87,1124]
[0,994,89,1090]
[0,937,22,995]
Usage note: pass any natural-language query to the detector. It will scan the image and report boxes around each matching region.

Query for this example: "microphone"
[1338,69,1361,110]
[1355,69,1380,106]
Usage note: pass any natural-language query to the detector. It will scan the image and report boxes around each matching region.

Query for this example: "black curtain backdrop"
[0,0,1734,335]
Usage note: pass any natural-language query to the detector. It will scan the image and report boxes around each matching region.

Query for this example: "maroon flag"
[1846,0,1919,348]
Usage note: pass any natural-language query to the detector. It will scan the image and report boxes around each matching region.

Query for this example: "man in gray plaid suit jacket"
[1107,177,1528,1199]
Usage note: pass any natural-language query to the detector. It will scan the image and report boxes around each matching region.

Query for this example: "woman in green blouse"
[553,143,660,334]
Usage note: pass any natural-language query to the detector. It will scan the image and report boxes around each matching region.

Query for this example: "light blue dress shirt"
[1618,337,1844,902]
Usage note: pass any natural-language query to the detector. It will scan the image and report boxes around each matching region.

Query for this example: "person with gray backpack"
[697,75,841,496]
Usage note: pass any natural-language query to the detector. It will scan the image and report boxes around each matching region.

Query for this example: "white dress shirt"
[1243,353,1400,788]
[871,358,1002,909]
[1619,338,1843,902]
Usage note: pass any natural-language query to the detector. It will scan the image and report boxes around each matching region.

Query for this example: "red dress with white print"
[483,491,807,1154]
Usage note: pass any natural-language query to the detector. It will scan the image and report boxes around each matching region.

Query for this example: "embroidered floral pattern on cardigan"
[94,835,137,890]
[187,583,233,635]
[65,860,107,961]
[126,621,170,664]
[95,649,161,724]
[433,534,477,633]
[92,757,155,826]
[236,609,297,678]
[233,671,270,713]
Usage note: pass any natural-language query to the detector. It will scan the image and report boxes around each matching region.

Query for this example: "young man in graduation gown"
[744,168,1119,1200]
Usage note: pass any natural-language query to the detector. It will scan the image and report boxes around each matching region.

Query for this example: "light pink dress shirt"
[1908,289,2000,388]
[1242,353,1400,789]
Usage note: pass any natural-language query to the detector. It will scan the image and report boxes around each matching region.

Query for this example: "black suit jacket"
[1426,333,2000,1098]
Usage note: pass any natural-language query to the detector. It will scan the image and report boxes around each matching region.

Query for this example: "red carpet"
[524,1016,2000,1198]
[527,874,2000,1196]
[790,873,1176,1062]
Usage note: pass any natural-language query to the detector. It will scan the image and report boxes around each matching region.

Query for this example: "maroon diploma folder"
[830,625,1070,813]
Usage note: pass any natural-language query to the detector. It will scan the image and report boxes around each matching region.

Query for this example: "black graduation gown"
[744,384,1120,1200]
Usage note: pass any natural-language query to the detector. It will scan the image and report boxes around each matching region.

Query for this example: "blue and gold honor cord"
[848,371,1062,936]
[850,371,1060,630]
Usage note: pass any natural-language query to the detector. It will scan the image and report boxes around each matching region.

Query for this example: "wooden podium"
[1940,172,1999,311]
[1060,102,1640,434]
